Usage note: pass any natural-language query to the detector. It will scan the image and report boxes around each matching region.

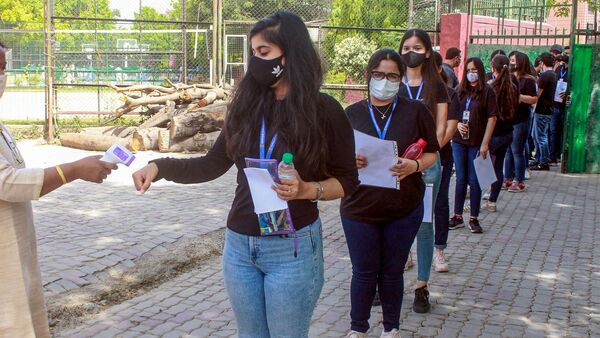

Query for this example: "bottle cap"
[417,138,427,148]
[282,153,294,164]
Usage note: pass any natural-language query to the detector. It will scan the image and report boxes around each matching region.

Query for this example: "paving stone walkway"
[19,142,600,337]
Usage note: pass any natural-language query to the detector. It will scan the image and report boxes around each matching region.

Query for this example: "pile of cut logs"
[59,80,230,153]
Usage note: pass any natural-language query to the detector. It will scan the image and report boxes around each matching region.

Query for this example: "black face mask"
[509,63,516,72]
[248,55,285,87]
[402,51,427,68]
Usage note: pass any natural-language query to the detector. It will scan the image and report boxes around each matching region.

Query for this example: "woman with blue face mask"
[398,29,449,314]
[341,48,440,338]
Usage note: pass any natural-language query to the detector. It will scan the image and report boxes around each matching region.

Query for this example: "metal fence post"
[44,0,55,142]
[182,0,188,84]
[212,0,218,86]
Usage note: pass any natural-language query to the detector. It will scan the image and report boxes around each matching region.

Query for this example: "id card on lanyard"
[245,117,298,256]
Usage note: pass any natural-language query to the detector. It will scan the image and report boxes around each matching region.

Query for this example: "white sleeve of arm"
[0,154,45,203]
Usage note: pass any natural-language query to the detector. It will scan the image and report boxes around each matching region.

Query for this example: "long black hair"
[490,55,518,121]
[399,29,447,116]
[514,51,535,78]
[458,57,487,100]
[223,12,328,174]
[365,48,405,94]
[433,51,450,85]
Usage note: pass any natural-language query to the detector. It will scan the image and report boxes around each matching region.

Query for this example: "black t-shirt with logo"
[341,96,440,224]
[452,84,498,147]
[535,70,557,115]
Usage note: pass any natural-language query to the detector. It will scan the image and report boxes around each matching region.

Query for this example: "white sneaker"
[380,328,401,338]
[525,168,531,180]
[433,249,449,272]
[482,190,490,200]
[346,330,368,338]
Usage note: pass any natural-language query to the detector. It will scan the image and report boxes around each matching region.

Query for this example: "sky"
[109,0,171,20]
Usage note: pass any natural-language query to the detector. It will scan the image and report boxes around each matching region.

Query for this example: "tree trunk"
[169,103,227,140]
[158,129,171,153]
[164,131,221,153]
[130,127,163,151]
[81,126,136,138]
[60,133,131,152]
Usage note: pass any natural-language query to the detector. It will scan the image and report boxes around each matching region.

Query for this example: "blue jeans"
[223,219,324,338]
[526,109,536,162]
[504,120,529,182]
[341,203,423,333]
[416,156,441,282]
[452,142,482,218]
[489,133,513,202]
[533,113,551,164]
[435,153,454,249]
[550,107,565,160]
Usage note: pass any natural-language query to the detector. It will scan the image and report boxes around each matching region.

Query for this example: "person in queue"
[449,57,497,234]
[341,48,439,338]
[398,28,449,314]
[133,12,359,338]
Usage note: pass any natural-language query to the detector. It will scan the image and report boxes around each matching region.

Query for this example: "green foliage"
[330,35,376,82]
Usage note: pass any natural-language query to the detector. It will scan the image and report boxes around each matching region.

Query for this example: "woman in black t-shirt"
[505,52,538,192]
[398,29,449,314]
[484,55,519,212]
[131,12,358,337]
[341,49,439,337]
[449,57,497,234]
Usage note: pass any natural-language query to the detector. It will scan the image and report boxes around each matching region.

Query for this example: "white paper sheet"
[423,184,434,223]
[473,154,498,190]
[554,79,568,102]
[243,168,288,214]
[353,130,399,189]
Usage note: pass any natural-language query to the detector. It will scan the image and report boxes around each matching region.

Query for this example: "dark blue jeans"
[550,107,565,160]
[525,109,537,162]
[434,153,453,249]
[504,120,529,182]
[341,203,424,333]
[489,133,513,202]
[452,142,482,218]
[533,113,551,164]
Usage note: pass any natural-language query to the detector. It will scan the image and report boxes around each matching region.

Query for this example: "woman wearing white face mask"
[341,48,439,338]
[449,57,497,234]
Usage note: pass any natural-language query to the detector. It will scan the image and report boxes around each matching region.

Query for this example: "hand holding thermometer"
[101,144,136,166]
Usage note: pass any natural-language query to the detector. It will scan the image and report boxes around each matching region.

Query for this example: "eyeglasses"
[371,71,401,83]
[1,129,24,166]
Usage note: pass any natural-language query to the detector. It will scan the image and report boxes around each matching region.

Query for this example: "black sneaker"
[448,216,465,230]
[372,291,381,307]
[530,163,550,171]
[528,160,540,168]
[413,286,431,313]
[469,218,483,233]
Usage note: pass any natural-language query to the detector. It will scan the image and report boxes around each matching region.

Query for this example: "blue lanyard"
[404,77,424,101]
[560,68,567,79]
[368,96,398,139]
[465,97,472,111]
[260,117,278,160]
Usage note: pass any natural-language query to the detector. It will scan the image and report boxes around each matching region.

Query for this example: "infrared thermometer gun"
[101,144,136,166]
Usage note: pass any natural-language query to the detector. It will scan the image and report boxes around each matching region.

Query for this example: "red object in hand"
[402,138,428,160]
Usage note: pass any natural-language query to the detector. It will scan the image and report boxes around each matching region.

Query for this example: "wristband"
[55,165,67,184]
[310,181,324,202]
[414,160,420,173]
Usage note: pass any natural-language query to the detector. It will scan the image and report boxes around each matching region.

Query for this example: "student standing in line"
[549,54,569,164]
[398,29,449,314]
[432,51,460,272]
[342,48,439,338]
[133,12,359,338]
[485,49,506,82]
[449,57,497,234]
[483,55,519,212]
[442,47,461,88]
[530,52,557,171]
[505,52,538,192]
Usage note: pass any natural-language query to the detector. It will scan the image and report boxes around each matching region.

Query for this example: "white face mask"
[0,74,6,99]
[369,78,400,101]
[467,72,479,83]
